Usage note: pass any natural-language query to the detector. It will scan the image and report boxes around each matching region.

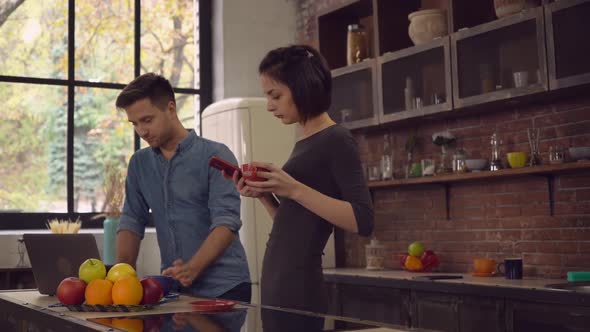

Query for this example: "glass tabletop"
[86,301,418,332]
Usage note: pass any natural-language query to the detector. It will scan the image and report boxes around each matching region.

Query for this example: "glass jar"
[347,24,368,65]
[453,148,467,173]
[365,238,385,270]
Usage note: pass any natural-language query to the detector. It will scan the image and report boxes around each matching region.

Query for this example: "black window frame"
[0,0,212,230]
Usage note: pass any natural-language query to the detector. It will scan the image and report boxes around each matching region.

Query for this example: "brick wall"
[295,0,590,278]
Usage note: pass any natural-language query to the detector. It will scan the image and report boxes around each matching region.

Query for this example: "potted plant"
[432,130,456,174]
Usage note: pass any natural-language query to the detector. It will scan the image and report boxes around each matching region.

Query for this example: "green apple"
[107,263,137,283]
[78,258,106,283]
[408,241,425,257]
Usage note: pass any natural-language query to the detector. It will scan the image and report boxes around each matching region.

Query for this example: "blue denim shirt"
[118,130,250,298]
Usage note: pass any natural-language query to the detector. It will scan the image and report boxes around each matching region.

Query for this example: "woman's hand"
[242,161,305,200]
[222,169,264,198]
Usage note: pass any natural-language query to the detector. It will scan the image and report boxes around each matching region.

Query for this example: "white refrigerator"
[201,98,336,305]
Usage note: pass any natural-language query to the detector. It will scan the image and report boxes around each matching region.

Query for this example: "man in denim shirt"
[114,73,250,302]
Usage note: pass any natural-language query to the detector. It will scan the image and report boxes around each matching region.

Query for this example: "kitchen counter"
[323,268,590,306]
[0,289,433,332]
[323,268,565,290]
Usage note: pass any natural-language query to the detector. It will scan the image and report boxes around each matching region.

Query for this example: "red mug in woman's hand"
[241,164,269,182]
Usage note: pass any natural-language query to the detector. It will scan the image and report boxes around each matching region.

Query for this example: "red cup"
[241,164,269,181]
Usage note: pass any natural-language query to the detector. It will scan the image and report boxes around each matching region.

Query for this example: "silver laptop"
[23,233,101,295]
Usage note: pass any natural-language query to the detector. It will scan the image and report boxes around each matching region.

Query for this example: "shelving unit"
[378,36,452,124]
[451,7,547,109]
[329,60,379,129]
[316,0,590,128]
[367,161,590,219]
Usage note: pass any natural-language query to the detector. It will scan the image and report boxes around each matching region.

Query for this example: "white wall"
[0,230,161,278]
[212,0,297,101]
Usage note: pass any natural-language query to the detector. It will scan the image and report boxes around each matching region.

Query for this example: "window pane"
[0,0,67,79]
[178,93,200,131]
[75,0,134,83]
[74,88,133,213]
[141,0,198,89]
[0,83,67,212]
[139,93,200,149]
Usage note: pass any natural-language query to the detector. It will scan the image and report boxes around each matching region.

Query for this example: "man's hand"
[162,259,198,287]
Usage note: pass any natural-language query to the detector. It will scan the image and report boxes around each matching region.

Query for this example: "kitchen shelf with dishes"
[367,159,590,219]
[317,0,590,128]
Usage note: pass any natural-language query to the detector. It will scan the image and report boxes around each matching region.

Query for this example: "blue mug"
[498,258,523,280]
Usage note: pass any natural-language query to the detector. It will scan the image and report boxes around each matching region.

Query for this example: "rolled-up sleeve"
[207,146,242,233]
[118,154,149,239]
[329,133,374,237]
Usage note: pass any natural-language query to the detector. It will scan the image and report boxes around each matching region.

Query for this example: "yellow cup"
[507,152,528,168]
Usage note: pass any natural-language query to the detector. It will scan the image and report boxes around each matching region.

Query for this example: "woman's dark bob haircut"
[258,45,332,123]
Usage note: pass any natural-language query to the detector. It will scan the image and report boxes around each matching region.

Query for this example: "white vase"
[494,0,527,18]
[408,9,448,46]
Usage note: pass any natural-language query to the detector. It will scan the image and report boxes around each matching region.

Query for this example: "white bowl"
[569,147,590,161]
[465,159,488,171]
[408,9,448,46]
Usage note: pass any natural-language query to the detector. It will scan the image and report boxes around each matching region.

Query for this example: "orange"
[85,279,113,305]
[111,318,143,332]
[112,275,143,305]
[404,255,424,272]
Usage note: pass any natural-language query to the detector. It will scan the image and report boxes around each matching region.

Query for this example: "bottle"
[103,216,120,266]
[380,134,394,180]
[347,24,368,65]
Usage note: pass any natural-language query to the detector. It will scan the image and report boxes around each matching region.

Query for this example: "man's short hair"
[115,73,176,111]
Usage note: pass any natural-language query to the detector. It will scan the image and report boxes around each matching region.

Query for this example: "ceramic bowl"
[465,159,488,172]
[408,9,448,46]
[569,147,590,161]
[507,152,528,168]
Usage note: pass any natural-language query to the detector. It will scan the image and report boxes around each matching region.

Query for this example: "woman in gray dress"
[227,44,374,331]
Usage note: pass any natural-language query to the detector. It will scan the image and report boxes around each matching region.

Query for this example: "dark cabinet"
[451,7,547,108]
[546,0,590,90]
[0,268,35,290]
[338,283,410,326]
[457,295,506,332]
[410,291,459,332]
[328,60,379,130]
[506,300,590,332]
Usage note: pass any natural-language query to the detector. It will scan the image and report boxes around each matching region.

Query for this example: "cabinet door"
[507,300,590,332]
[411,291,459,332]
[457,295,505,332]
[339,283,410,326]
[325,282,340,316]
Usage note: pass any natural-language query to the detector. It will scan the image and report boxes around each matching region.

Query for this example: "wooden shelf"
[368,161,590,189]
[369,161,590,219]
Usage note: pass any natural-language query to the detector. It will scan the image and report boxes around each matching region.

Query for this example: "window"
[0,0,211,229]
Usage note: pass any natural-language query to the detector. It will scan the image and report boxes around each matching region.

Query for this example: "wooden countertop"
[323,268,566,291]
[0,290,203,320]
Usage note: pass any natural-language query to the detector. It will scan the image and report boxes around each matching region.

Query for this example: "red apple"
[421,250,440,271]
[140,277,164,305]
[57,277,86,305]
